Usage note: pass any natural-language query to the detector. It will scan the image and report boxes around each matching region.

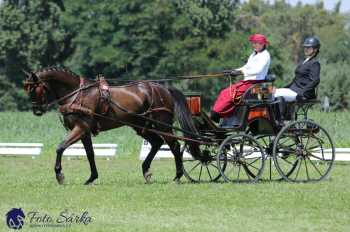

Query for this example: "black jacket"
[287,57,320,99]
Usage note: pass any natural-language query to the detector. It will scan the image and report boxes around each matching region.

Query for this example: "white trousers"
[274,88,297,102]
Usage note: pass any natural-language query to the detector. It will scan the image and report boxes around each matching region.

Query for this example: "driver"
[210,33,271,123]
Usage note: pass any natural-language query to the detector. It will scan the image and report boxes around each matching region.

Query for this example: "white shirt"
[237,49,271,81]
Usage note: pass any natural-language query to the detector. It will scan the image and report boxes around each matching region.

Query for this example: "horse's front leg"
[81,134,98,185]
[55,125,87,185]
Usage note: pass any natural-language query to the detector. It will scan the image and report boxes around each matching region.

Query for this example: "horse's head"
[23,70,49,116]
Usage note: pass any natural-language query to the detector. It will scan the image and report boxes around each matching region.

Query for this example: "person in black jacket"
[274,36,321,101]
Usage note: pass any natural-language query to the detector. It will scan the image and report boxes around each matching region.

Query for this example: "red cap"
[249,34,269,45]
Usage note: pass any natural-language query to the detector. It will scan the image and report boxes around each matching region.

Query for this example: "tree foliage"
[0,0,349,110]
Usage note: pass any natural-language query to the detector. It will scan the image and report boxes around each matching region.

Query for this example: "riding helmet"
[303,36,321,49]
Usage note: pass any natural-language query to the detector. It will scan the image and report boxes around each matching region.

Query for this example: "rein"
[102,73,227,83]
[47,82,99,108]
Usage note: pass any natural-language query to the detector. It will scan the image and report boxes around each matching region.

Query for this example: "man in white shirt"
[211,34,271,122]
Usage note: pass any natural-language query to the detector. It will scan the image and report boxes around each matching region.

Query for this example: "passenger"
[210,33,271,123]
[274,36,321,102]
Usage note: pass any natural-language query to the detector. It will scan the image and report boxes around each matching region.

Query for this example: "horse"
[23,67,201,185]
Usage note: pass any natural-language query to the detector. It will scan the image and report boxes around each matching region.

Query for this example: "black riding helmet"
[303,36,321,49]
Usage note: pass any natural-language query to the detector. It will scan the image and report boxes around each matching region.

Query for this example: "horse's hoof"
[173,176,181,184]
[84,176,98,185]
[56,173,65,185]
[144,171,152,184]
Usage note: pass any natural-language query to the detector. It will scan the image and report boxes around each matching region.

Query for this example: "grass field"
[1,111,350,231]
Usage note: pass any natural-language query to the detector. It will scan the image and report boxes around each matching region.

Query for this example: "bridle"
[24,79,50,113]
[24,75,99,114]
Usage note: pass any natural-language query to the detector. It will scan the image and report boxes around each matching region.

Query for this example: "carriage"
[181,77,335,183]
[23,68,335,185]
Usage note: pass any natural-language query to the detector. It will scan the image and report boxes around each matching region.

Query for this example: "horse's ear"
[31,72,39,82]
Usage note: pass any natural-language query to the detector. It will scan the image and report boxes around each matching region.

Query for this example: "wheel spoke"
[198,165,203,181]
[206,165,213,181]
[210,163,219,170]
[243,159,260,171]
[279,137,296,146]
[308,147,323,152]
[304,133,312,149]
[306,156,324,177]
[304,158,310,181]
[188,161,201,174]
[242,165,252,180]
[247,157,261,166]
[294,157,302,181]
[307,152,331,161]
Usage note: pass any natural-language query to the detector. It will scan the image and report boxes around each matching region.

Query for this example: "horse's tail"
[167,87,202,160]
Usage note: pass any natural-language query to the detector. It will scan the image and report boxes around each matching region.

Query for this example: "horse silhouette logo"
[6,208,25,230]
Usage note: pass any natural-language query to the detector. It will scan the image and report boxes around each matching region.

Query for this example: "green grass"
[1,158,350,232]
[1,111,350,231]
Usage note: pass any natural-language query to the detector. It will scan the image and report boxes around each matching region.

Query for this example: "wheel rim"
[182,144,224,183]
[273,120,335,182]
[218,134,265,183]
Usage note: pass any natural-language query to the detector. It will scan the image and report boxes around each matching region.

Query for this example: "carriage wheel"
[273,120,335,182]
[254,134,298,181]
[217,134,265,183]
[182,143,225,183]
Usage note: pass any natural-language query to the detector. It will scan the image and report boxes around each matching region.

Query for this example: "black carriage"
[181,79,335,183]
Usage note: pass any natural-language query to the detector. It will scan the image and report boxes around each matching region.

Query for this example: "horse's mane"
[35,66,80,79]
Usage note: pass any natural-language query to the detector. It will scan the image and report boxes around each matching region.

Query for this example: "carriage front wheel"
[217,134,265,183]
[272,120,335,182]
[182,143,225,183]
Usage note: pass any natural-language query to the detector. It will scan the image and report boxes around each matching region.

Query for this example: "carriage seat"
[284,97,320,121]
[295,96,320,105]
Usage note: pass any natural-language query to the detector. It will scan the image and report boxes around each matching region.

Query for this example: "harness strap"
[47,82,98,108]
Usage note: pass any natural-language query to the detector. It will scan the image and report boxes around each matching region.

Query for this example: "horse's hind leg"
[163,136,183,183]
[137,130,163,183]
[81,134,98,185]
[55,124,87,185]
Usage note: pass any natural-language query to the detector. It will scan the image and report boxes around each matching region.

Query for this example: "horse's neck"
[38,71,82,99]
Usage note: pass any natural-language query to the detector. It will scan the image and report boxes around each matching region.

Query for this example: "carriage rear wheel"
[182,143,225,183]
[273,120,335,182]
[217,134,265,183]
[254,134,299,181]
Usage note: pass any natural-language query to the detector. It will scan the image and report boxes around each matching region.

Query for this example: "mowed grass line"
[0,157,350,232]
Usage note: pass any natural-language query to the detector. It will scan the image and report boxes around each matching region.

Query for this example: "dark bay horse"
[24,67,200,185]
